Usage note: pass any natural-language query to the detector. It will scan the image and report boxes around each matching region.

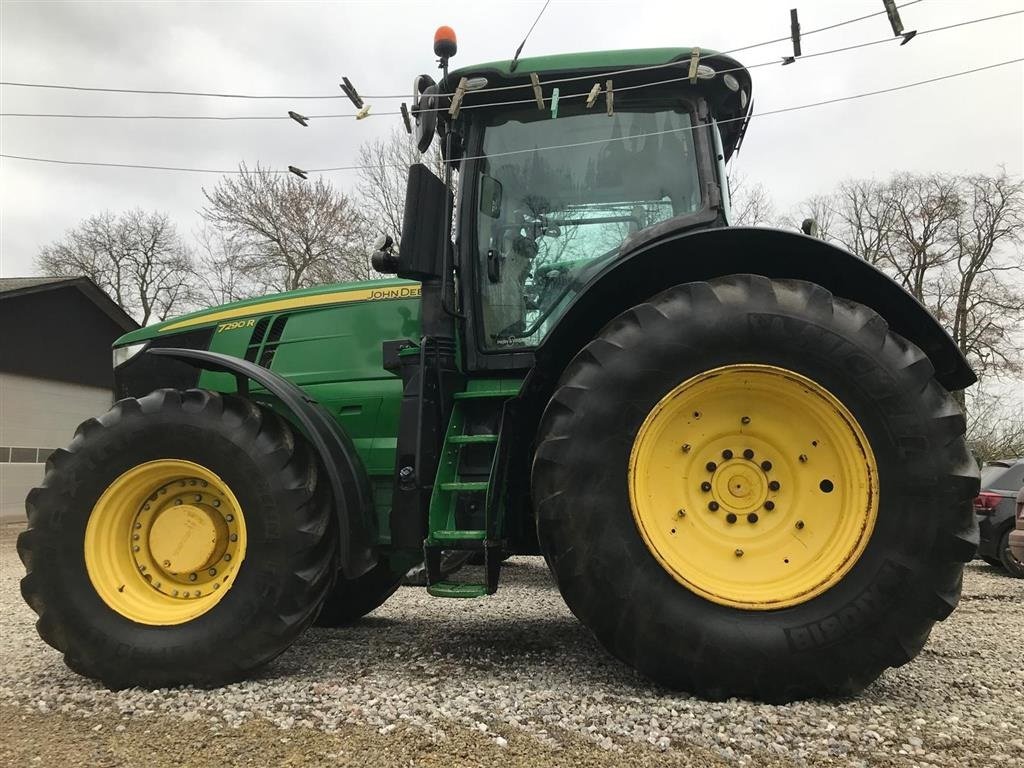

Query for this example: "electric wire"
[2,56,1020,175]
[3,9,1017,122]
[0,0,927,102]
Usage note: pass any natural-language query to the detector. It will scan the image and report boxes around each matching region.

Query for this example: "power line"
[0,0,927,102]
[4,9,1018,122]
[3,56,1020,176]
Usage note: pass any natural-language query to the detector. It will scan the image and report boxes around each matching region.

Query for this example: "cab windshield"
[474,99,702,350]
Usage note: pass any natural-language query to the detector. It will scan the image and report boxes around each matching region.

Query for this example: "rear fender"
[537,226,975,391]
[147,348,377,579]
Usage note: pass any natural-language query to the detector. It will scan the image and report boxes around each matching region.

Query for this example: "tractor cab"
[377,40,753,367]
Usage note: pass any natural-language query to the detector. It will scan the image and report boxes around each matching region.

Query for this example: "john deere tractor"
[19,31,980,702]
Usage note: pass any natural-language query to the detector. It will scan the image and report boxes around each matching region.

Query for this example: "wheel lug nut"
[799,454,808,463]
[174,498,182,505]
[700,481,712,492]
[747,513,759,524]
[708,501,720,511]
[764,500,775,511]
[768,481,780,491]
[163,560,171,567]
[132,545,140,552]
[743,449,754,460]
[189,573,198,581]
[677,509,686,518]
[741,416,751,425]
[726,513,737,524]
[223,553,232,561]
[795,520,805,530]
[213,499,221,508]
[134,522,142,529]
[229,534,238,542]
[195,494,202,502]
[761,461,773,471]
[721,449,733,460]
[681,444,691,453]
[208,568,217,576]
[735,549,744,557]
[706,462,717,472]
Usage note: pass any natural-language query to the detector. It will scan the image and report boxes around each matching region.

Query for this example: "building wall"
[0,372,112,521]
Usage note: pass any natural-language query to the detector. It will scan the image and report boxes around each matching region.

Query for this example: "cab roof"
[451,46,719,79]
[446,46,753,160]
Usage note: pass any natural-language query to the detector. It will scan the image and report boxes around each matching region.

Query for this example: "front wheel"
[532,276,979,702]
[18,389,337,689]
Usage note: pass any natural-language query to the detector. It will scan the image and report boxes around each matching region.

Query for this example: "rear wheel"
[998,530,1024,578]
[532,276,978,702]
[18,389,336,689]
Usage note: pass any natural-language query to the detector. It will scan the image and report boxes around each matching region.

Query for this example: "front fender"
[537,226,975,391]
[147,348,377,579]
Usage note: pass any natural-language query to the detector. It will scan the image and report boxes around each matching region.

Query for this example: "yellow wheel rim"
[84,459,247,625]
[629,364,878,610]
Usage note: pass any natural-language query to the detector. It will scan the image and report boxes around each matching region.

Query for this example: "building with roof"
[1,277,138,521]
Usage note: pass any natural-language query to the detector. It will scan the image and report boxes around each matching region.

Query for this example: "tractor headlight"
[112,342,147,369]
[723,73,740,92]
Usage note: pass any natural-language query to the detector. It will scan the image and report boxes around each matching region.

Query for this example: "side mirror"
[479,174,503,218]
[412,75,438,153]
[370,234,398,273]
[801,218,819,238]
[395,163,451,280]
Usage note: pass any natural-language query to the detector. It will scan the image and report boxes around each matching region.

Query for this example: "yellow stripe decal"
[159,285,421,332]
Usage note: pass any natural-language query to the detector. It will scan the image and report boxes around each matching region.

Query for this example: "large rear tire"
[17,389,337,689]
[532,276,978,702]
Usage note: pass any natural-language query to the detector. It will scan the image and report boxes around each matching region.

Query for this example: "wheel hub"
[628,364,878,610]
[712,460,767,513]
[84,460,247,624]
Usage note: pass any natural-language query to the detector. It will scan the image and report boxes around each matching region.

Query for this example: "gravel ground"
[2,522,1022,767]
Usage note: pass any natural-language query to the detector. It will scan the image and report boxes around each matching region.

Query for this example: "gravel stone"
[2,524,1022,766]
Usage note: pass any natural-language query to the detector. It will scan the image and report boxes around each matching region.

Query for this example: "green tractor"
[19,33,980,702]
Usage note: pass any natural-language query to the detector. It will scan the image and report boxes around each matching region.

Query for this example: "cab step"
[447,434,498,445]
[427,582,489,598]
[430,529,487,542]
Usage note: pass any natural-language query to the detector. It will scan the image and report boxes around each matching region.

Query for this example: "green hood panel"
[115,278,421,346]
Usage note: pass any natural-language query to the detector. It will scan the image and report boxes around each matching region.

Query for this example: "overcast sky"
[1,0,1022,277]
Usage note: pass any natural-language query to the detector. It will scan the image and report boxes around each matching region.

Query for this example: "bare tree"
[356,127,446,246]
[201,164,368,295]
[965,385,1024,463]
[830,179,895,266]
[876,173,961,303]
[728,170,778,227]
[805,169,1024,408]
[943,170,1024,382]
[37,209,198,325]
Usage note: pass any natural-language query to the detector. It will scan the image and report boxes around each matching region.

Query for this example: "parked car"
[974,458,1024,577]
[1008,486,1024,566]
